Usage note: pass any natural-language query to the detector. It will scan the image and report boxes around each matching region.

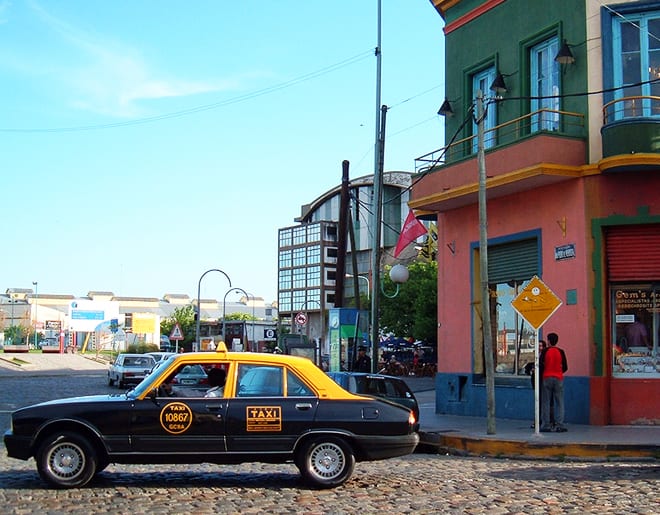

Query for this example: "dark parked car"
[327,371,419,424]
[5,344,419,489]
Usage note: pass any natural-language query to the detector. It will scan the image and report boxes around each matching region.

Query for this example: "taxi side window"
[286,370,315,397]
[236,365,283,397]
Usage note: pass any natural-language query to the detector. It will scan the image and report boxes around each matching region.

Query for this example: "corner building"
[411,0,660,424]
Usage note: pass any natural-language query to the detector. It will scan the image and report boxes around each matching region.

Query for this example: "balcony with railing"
[410,109,587,212]
[415,108,586,173]
[601,96,660,159]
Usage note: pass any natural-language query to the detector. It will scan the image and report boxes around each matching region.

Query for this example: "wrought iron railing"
[602,95,660,124]
[414,109,585,173]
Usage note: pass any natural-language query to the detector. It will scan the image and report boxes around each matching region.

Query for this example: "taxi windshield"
[132,355,177,397]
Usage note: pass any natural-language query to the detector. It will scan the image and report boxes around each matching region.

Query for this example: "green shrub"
[126,343,159,354]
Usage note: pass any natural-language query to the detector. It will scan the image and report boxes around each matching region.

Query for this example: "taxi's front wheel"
[36,431,97,489]
[296,436,355,488]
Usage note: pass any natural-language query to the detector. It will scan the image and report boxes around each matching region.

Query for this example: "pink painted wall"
[436,178,592,376]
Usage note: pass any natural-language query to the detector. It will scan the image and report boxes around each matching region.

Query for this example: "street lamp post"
[32,281,38,349]
[299,299,322,358]
[222,287,249,347]
[245,292,256,351]
[195,269,232,352]
[345,274,370,301]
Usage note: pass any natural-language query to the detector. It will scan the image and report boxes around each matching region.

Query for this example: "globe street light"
[195,269,232,352]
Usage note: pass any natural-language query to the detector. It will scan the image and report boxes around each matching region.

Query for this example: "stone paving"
[0,360,658,513]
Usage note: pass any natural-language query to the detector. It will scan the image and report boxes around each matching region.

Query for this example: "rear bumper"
[354,432,419,461]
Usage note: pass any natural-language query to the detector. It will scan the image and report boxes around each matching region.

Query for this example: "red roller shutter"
[606,224,660,281]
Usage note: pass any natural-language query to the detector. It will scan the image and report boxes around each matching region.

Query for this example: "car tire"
[296,436,355,488]
[36,431,98,489]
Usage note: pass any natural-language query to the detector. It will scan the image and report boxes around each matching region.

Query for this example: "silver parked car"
[108,354,156,388]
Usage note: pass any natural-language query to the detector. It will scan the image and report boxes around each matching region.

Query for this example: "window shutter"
[488,238,539,284]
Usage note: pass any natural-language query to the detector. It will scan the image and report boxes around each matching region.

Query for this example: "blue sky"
[1,1,445,304]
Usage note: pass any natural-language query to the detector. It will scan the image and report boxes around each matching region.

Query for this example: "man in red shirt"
[540,332,568,432]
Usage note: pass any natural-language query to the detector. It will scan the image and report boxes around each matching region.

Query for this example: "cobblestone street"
[1,373,658,514]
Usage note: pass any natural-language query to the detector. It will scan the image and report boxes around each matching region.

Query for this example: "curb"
[417,430,660,460]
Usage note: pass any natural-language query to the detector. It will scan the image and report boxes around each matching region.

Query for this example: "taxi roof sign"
[511,276,562,330]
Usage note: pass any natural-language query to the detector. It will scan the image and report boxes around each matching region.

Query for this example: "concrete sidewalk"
[406,377,660,461]
[2,354,658,460]
[0,351,110,376]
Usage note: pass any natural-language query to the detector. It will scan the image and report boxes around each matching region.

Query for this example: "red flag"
[394,210,427,257]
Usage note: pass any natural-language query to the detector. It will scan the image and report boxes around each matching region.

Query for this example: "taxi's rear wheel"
[36,432,97,488]
[296,436,355,488]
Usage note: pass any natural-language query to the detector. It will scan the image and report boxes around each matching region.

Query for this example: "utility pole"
[477,90,496,434]
[335,160,350,307]
[370,105,387,373]
[369,0,384,374]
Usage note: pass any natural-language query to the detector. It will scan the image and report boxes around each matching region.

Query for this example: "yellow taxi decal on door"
[160,402,193,434]
[246,406,282,432]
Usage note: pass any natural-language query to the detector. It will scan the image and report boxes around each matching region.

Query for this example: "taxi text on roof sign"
[510,275,562,330]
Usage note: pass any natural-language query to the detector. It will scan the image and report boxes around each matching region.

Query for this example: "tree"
[160,305,196,348]
[379,261,437,342]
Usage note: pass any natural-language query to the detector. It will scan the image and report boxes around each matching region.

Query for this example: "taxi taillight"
[408,411,416,426]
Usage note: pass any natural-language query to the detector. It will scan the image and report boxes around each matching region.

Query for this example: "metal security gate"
[606,224,660,281]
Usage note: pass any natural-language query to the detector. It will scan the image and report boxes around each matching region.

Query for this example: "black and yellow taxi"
[4,343,419,489]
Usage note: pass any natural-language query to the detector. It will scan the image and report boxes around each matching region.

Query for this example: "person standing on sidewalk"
[540,332,568,432]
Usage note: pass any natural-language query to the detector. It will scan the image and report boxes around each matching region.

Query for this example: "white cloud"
[26,1,243,118]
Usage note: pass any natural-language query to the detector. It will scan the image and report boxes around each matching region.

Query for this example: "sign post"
[511,276,562,434]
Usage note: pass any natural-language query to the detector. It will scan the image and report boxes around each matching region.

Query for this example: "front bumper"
[4,430,33,461]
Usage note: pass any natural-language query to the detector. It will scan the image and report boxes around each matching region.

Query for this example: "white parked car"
[108,354,156,388]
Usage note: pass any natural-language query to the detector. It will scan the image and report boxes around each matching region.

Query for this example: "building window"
[278,295,291,313]
[530,36,560,131]
[472,66,497,152]
[472,236,540,377]
[293,268,306,289]
[293,226,306,245]
[325,225,338,241]
[292,290,306,311]
[279,270,291,290]
[613,12,660,118]
[279,228,292,247]
[292,247,306,267]
[279,250,292,269]
[611,284,659,378]
[307,266,320,287]
[307,245,321,265]
[307,223,321,243]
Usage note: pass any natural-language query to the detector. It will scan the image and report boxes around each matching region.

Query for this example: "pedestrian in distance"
[353,345,372,372]
[540,332,568,432]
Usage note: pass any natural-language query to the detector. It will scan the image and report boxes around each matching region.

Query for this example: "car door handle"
[206,404,224,412]
[295,403,313,410]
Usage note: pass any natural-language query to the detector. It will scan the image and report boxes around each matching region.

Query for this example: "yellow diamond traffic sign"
[511,276,562,330]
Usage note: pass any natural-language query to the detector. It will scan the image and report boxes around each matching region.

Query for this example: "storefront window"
[611,284,659,377]
[494,280,535,376]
